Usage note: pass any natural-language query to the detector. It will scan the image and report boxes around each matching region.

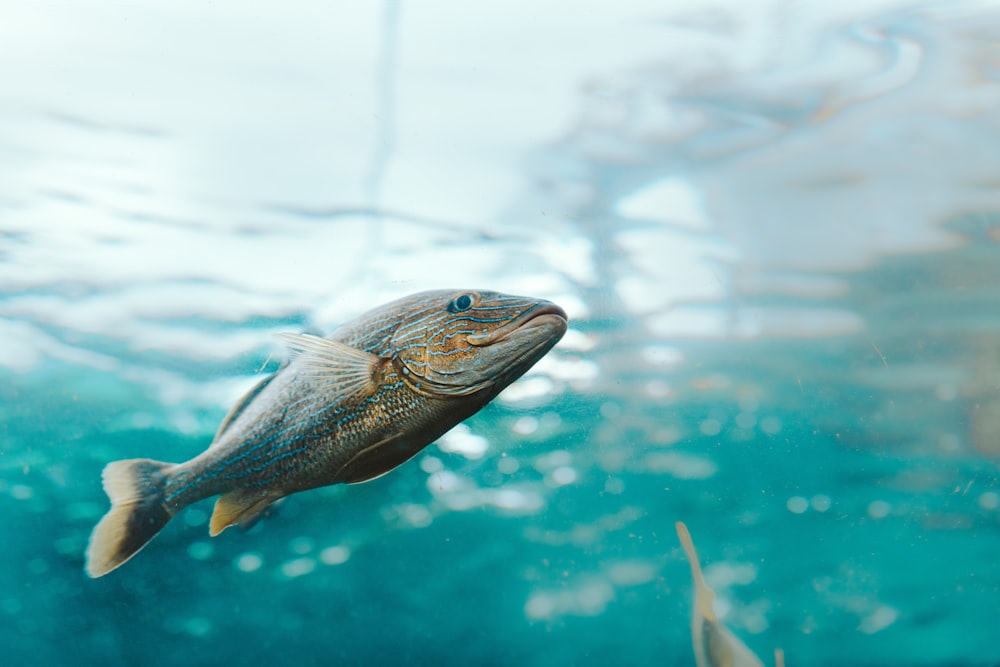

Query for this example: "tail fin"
[85,459,175,578]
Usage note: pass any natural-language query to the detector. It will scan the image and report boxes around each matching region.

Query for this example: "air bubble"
[699,419,722,436]
[320,545,351,565]
[512,416,539,435]
[978,492,999,510]
[497,456,520,475]
[188,542,213,560]
[281,558,316,578]
[550,466,578,486]
[420,456,443,473]
[289,537,314,555]
[811,494,832,512]
[184,508,208,527]
[235,553,263,572]
[868,500,891,519]
[786,496,809,514]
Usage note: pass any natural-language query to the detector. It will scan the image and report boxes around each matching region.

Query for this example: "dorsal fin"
[212,373,279,444]
[276,333,383,404]
[676,521,766,667]
[676,521,717,622]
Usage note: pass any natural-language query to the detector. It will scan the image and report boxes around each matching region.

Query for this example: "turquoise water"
[4,1,1000,665]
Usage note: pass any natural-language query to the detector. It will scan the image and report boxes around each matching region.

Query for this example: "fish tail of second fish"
[85,458,177,578]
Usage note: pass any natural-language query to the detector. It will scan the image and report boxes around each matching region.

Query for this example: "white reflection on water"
[4,0,997,418]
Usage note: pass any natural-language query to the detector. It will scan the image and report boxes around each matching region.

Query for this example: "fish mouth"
[467,303,568,347]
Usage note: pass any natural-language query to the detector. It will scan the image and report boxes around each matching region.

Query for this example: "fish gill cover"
[2,0,1000,665]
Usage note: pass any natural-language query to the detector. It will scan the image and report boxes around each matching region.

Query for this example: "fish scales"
[85,289,567,577]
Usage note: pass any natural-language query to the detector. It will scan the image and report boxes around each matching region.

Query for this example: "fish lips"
[467,302,568,348]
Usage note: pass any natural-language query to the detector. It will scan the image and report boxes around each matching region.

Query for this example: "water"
[3,1,1000,664]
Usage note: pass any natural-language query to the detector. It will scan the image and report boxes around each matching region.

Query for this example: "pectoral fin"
[210,489,276,537]
[336,433,422,484]
[276,333,382,403]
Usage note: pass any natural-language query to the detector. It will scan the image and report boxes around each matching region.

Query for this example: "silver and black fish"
[86,289,567,577]
[676,521,766,667]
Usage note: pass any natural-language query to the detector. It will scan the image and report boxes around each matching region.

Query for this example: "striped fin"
[276,333,382,403]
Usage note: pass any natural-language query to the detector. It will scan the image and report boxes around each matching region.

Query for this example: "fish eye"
[448,293,474,313]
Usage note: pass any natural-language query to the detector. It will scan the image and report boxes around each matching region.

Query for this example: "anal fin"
[237,497,285,532]
[210,489,275,537]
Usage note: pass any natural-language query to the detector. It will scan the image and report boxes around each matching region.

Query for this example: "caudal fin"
[86,459,175,578]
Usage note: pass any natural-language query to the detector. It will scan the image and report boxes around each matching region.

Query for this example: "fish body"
[86,290,567,577]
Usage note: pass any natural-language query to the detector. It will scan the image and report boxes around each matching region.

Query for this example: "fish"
[85,289,568,578]
[675,521,766,667]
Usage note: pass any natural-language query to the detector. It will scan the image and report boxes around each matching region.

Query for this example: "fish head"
[391,289,568,398]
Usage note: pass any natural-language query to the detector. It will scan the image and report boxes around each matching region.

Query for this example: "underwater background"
[3,0,1000,665]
